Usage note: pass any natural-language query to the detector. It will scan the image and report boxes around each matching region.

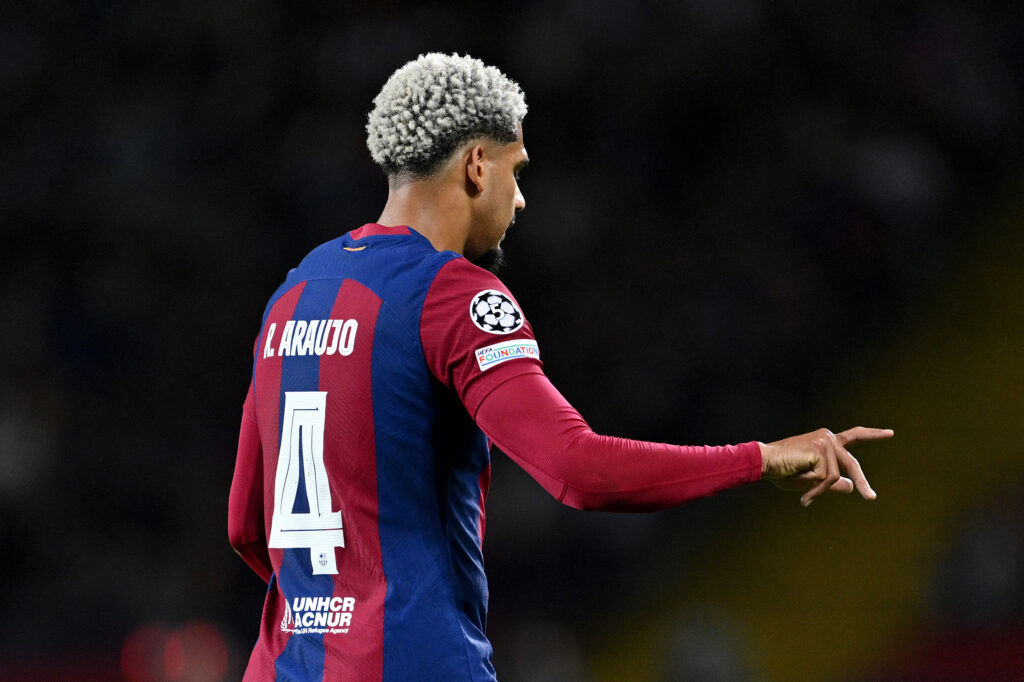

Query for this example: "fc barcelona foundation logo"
[469,290,523,334]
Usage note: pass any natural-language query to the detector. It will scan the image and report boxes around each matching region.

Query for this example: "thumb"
[770,447,818,478]
[789,449,820,477]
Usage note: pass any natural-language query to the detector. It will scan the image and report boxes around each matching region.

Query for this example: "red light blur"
[122,620,229,682]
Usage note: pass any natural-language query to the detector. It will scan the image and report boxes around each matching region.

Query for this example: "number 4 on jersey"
[268,391,345,575]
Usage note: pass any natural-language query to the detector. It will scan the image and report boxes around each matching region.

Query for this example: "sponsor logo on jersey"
[281,596,356,635]
[262,319,358,359]
[475,340,540,371]
[469,290,524,334]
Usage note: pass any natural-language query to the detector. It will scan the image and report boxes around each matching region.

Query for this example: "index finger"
[836,426,894,447]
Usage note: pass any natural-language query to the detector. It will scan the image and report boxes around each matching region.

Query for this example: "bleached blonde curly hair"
[366,53,527,179]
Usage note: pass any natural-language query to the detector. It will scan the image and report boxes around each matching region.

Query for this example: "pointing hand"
[759,427,893,506]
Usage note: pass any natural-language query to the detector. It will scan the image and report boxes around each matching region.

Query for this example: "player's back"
[244,224,496,681]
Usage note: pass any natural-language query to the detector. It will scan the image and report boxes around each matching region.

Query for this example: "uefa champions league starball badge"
[469,290,524,334]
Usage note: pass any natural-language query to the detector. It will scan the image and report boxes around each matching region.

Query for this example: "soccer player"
[228,52,892,681]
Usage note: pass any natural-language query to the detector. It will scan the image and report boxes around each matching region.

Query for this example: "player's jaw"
[470,247,507,274]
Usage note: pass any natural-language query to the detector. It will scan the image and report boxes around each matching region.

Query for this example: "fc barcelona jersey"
[233,224,544,681]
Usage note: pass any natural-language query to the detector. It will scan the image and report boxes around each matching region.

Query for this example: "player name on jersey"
[263,319,359,359]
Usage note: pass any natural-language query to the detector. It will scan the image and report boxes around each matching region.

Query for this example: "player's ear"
[464,144,486,196]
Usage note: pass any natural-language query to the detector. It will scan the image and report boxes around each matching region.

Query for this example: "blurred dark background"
[3,1,1023,680]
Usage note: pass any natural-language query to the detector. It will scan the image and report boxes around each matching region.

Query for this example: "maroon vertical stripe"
[248,281,306,678]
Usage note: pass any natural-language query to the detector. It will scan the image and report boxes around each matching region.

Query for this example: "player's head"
[366,52,527,180]
[366,53,529,270]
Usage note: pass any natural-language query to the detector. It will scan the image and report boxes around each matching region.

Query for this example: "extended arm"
[228,387,273,583]
[421,259,889,509]
[474,372,763,511]
[476,373,892,509]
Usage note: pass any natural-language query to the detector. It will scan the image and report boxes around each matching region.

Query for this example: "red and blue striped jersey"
[230,224,544,681]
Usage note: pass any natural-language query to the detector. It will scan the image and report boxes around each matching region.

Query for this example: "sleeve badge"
[469,290,524,334]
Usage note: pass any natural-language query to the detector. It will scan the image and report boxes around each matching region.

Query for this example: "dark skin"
[375,123,892,506]
[377,123,527,262]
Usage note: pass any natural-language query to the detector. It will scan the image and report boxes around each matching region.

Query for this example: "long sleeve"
[474,373,763,511]
[228,384,273,583]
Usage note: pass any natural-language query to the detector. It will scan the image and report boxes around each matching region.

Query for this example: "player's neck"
[377,177,470,255]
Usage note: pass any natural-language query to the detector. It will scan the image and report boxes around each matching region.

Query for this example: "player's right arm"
[228,384,273,583]
[422,258,759,511]
[421,258,890,511]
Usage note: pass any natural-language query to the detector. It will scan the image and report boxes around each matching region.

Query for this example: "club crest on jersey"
[469,290,523,334]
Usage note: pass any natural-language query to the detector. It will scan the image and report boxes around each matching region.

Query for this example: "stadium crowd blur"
[3,2,1023,680]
